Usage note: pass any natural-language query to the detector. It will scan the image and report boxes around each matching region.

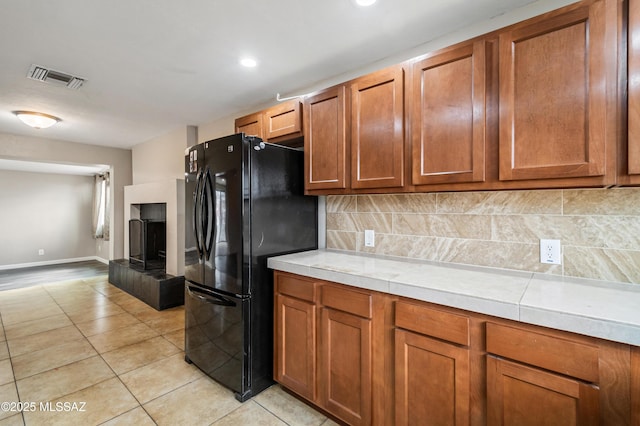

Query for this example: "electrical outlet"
[364,230,375,247]
[540,239,561,265]
[38,249,45,256]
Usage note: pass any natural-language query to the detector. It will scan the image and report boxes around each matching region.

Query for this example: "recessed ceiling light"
[240,58,257,68]
[13,111,61,129]
[355,0,376,6]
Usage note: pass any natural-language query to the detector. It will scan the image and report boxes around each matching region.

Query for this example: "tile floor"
[0,275,338,425]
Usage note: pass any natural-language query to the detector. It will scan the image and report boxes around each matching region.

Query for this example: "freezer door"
[184,282,249,400]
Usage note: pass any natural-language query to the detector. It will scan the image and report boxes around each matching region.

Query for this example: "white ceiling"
[0,0,543,151]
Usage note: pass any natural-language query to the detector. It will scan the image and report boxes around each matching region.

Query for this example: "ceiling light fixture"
[240,57,257,68]
[355,0,377,6]
[13,111,61,129]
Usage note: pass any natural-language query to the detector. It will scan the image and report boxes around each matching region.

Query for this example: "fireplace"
[129,219,166,270]
[108,180,185,310]
[129,203,166,271]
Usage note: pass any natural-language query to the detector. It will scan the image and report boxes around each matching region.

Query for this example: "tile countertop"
[267,249,640,347]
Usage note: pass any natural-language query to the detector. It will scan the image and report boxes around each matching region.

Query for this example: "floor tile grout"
[0,272,331,425]
[43,278,189,423]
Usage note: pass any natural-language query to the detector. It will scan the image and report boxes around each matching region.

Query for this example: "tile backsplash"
[325,188,640,284]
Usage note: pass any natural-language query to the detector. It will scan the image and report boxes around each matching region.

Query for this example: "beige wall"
[197,113,236,144]
[132,126,197,184]
[326,188,640,284]
[0,132,132,262]
[129,126,196,275]
[0,170,96,267]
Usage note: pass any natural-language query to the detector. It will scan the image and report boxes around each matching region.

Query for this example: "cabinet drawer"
[275,273,317,303]
[486,322,599,383]
[395,301,469,346]
[321,285,372,318]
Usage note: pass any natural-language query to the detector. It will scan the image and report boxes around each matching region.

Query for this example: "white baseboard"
[0,256,108,271]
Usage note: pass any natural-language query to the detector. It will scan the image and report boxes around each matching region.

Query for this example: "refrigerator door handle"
[193,170,204,258]
[187,285,236,307]
[202,167,216,261]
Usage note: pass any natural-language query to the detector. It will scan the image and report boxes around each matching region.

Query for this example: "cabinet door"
[235,112,264,139]
[351,66,405,189]
[412,41,487,185]
[274,294,316,401]
[629,0,640,176]
[487,356,599,426]
[319,307,371,426]
[632,346,640,426]
[395,329,470,426]
[304,86,349,191]
[498,1,611,181]
[264,99,302,140]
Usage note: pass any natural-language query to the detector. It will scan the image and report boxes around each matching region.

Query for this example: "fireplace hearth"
[107,180,185,310]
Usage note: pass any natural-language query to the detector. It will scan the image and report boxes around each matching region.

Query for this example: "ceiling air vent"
[27,64,85,90]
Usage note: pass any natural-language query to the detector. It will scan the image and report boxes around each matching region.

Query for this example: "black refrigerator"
[184,133,317,402]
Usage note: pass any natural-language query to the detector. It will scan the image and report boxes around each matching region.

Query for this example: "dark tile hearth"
[108,260,184,311]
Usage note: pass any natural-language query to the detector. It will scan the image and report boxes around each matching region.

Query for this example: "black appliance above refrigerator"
[184,133,317,402]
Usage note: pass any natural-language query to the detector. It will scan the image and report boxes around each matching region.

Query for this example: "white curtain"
[92,172,111,240]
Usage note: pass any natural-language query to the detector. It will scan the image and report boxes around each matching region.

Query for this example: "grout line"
[0,276,182,424]
[0,312,25,425]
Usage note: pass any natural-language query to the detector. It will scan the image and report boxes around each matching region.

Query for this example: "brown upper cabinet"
[303,65,406,194]
[234,99,303,146]
[626,0,640,185]
[411,40,489,186]
[234,111,263,140]
[301,0,623,194]
[264,99,303,141]
[350,65,405,190]
[303,85,349,191]
[498,0,618,185]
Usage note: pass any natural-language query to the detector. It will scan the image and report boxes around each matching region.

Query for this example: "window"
[93,172,110,240]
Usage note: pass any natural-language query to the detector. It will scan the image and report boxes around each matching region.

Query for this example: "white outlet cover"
[364,230,375,247]
[540,239,561,265]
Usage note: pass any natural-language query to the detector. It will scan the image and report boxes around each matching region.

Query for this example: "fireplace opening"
[129,203,166,271]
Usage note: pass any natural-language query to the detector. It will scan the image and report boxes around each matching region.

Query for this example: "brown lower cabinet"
[273,271,635,425]
[487,356,599,426]
[632,346,640,426]
[394,300,473,426]
[319,302,372,425]
[486,322,601,425]
[395,329,470,425]
[274,273,317,401]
